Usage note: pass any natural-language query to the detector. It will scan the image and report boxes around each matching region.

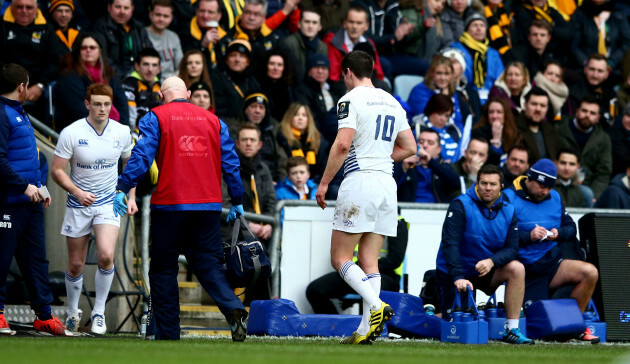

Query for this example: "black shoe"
[229,309,248,342]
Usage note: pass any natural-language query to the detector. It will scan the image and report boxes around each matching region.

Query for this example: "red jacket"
[323,29,385,82]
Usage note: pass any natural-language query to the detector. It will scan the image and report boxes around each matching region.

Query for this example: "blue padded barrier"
[525,299,586,339]
[380,290,441,339]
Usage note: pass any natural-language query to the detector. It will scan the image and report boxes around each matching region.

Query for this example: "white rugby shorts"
[333,171,397,236]
[61,204,120,238]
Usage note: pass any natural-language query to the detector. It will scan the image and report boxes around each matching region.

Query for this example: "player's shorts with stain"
[333,170,397,236]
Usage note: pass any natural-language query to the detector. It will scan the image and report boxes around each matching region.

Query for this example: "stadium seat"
[393,75,424,103]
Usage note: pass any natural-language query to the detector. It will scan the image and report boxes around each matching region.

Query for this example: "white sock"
[506,318,519,330]
[357,273,381,335]
[93,265,115,316]
[339,262,381,311]
[65,271,83,317]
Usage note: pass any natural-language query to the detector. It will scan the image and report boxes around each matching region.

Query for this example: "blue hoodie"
[275,177,318,201]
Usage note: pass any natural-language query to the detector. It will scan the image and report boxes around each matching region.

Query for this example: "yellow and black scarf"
[522,2,554,25]
[291,128,316,165]
[485,4,511,55]
[460,32,489,89]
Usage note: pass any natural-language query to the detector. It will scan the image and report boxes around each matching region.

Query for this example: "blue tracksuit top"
[275,177,318,200]
[436,184,519,281]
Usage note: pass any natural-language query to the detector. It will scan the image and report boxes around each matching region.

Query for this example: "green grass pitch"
[2,336,630,364]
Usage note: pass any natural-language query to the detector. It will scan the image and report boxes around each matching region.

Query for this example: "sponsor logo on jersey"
[95,159,106,164]
[78,139,89,146]
[16,117,22,123]
[179,135,208,152]
[337,101,350,119]
[7,31,15,40]
[0,221,11,229]
[3,214,10,221]
[65,225,72,233]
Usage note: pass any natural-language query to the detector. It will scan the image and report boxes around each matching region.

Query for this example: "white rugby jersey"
[337,86,410,176]
[55,118,133,208]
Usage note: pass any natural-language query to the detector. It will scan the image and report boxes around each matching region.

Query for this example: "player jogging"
[51,84,135,335]
[316,50,416,345]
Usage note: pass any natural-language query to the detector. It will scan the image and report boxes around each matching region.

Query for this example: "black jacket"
[394,158,461,203]
[295,76,345,136]
[607,121,630,176]
[210,68,260,121]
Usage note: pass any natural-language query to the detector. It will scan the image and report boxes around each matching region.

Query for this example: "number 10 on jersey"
[375,115,395,141]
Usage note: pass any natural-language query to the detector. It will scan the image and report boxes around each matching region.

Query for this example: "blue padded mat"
[380,291,441,339]
[525,299,586,339]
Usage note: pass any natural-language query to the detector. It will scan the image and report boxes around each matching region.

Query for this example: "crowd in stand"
[4,0,630,227]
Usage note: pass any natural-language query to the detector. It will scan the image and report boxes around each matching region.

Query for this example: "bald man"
[115,77,248,341]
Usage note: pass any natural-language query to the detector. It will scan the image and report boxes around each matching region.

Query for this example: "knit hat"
[226,39,251,59]
[439,47,467,74]
[527,159,557,188]
[50,0,74,13]
[464,12,488,31]
[306,54,329,71]
[243,92,269,110]
[189,81,212,95]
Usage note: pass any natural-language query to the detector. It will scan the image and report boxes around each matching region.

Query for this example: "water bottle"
[140,313,148,339]
[424,304,436,316]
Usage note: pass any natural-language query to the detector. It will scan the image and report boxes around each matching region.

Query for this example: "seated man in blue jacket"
[503,159,600,343]
[436,164,533,344]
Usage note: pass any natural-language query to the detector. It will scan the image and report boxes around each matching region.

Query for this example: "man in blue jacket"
[0,63,66,335]
[436,164,533,344]
[503,159,600,343]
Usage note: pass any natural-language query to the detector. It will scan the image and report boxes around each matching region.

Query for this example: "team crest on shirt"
[32,31,42,44]
[337,101,350,119]
[112,137,123,149]
[65,225,72,233]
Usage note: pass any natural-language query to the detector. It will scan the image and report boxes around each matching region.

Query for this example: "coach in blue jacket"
[436,164,533,344]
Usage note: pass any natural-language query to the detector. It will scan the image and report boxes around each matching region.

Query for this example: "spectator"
[90,0,152,81]
[122,48,162,130]
[514,87,561,162]
[275,156,318,200]
[300,0,349,36]
[53,32,129,131]
[451,136,490,192]
[216,0,280,66]
[323,4,385,82]
[146,0,183,80]
[502,145,531,187]
[189,81,214,113]
[451,12,504,100]
[484,0,512,57]
[489,62,532,115]
[440,0,483,45]
[607,104,630,176]
[617,67,630,111]
[49,0,81,53]
[178,49,213,89]
[595,156,630,209]
[263,0,301,35]
[511,0,572,53]
[533,60,569,122]
[408,56,474,131]
[211,39,260,121]
[509,19,566,78]
[412,94,464,163]
[564,54,617,126]
[472,97,518,165]
[556,95,612,200]
[0,63,65,336]
[399,0,448,63]
[394,128,461,203]
[554,148,586,207]
[178,0,224,64]
[255,49,298,121]
[570,0,630,72]
[439,46,482,122]
[281,8,328,83]
[277,103,327,181]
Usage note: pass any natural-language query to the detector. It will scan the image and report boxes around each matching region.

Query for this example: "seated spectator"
[408,56,473,131]
[564,53,617,126]
[189,81,214,113]
[439,46,482,122]
[451,136,490,192]
[255,49,298,121]
[53,32,129,131]
[121,48,162,130]
[502,144,531,187]
[554,148,586,207]
[394,128,461,203]
[484,0,512,57]
[440,0,483,45]
[608,104,630,176]
[216,0,280,66]
[514,87,561,162]
[556,95,612,201]
[595,156,630,209]
[178,0,224,64]
[413,94,464,163]
[451,12,504,101]
[211,39,260,121]
[570,0,630,72]
[511,0,572,53]
[489,62,532,115]
[617,68,630,111]
[90,0,152,81]
[281,8,328,83]
[277,103,327,181]
[146,0,183,80]
[295,54,345,143]
[472,97,518,165]
[323,4,385,82]
[300,0,349,36]
[275,156,318,201]
[533,60,569,122]
[49,0,81,53]
[178,49,213,88]
[509,19,566,78]
[399,0,448,64]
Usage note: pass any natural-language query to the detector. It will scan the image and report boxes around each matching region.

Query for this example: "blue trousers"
[149,210,244,340]
[0,203,53,309]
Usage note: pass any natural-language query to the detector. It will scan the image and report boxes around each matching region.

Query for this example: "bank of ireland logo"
[179,136,207,152]
[450,325,456,335]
